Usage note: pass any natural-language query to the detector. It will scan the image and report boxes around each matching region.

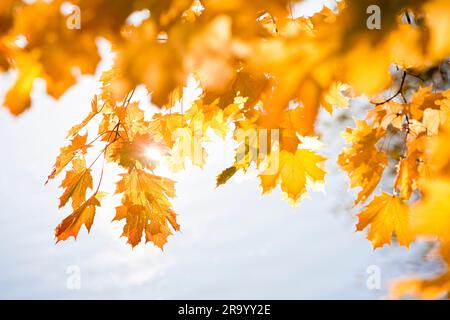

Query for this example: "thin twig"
[372,71,407,105]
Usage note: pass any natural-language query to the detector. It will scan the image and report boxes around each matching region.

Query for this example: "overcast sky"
[0,0,432,299]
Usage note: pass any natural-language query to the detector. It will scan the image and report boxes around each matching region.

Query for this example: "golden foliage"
[338,120,387,204]
[1,0,450,299]
[356,193,411,249]
[391,242,450,299]
[259,149,326,205]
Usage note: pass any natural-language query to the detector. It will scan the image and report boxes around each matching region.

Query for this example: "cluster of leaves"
[1,0,450,298]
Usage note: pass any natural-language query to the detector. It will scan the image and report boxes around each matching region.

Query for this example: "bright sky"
[0,0,432,299]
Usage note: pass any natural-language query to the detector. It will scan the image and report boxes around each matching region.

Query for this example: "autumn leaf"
[322,82,351,113]
[409,87,449,121]
[338,120,387,204]
[203,69,271,109]
[424,0,450,60]
[259,148,326,205]
[3,0,102,114]
[391,268,450,300]
[410,178,450,242]
[394,157,420,200]
[55,193,104,242]
[391,241,450,299]
[187,99,231,139]
[46,134,90,183]
[4,51,42,115]
[59,157,93,209]
[108,133,163,171]
[114,168,179,248]
[66,96,99,138]
[422,108,444,136]
[393,137,426,200]
[356,193,412,249]
[374,101,405,130]
[165,127,206,171]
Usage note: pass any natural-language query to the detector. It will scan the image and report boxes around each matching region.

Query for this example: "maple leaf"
[4,0,101,114]
[55,193,103,242]
[185,99,231,138]
[424,0,450,60]
[278,106,320,152]
[422,108,445,136]
[391,241,450,299]
[4,51,42,115]
[424,120,450,176]
[165,127,206,171]
[66,96,99,138]
[410,178,450,242]
[368,101,405,131]
[59,158,93,210]
[322,82,351,113]
[149,113,185,148]
[392,269,450,300]
[409,87,449,121]
[394,156,420,200]
[108,133,163,171]
[112,20,183,107]
[203,69,271,109]
[114,169,179,248]
[356,193,412,249]
[160,99,235,172]
[115,102,148,137]
[46,134,90,183]
[338,120,387,204]
[393,136,427,199]
[259,148,326,205]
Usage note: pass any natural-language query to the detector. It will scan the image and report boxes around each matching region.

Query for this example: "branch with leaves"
[1,0,450,299]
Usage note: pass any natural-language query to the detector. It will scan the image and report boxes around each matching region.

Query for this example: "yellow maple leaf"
[379,102,405,130]
[4,51,42,115]
[322,82,351,113]
[393,137,427,200]
[338,120,387,204]
[107,133,163,171]
[46,134,90,183]
[66,96,99,138]
[424,0,450,60]
[391,270,450,300]
[114,169,179,248]
[394,156,421,200]
[55,193,104,242]
[421,120,450,177]
[410,178,450,242]
[59,158,93,210]
[5,0,102,112]
[391,241,450,299]
[409,87,449,121]
[259,148,326,205]
[356,193,412,249]
[165,126,206,171]
[422,108,445,136]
